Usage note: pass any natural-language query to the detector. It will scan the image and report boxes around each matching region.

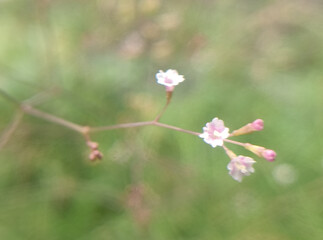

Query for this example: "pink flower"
[199,118,230,147]
[227,156,256,182]
[156,69,185,92]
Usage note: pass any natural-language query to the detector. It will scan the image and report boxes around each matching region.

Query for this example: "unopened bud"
[245,143,276,161]
[244,143,265,157]
[89,150,103,161]
[231,119,264,136]
[262,149,276,162]
[251,119,264,131]
[87,141,99,150]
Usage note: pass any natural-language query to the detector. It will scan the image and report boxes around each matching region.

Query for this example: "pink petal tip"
[262,149,276,162]
[251,119,264,131]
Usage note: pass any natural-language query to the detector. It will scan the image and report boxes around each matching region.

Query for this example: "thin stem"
[224,138,246,147]
[1,88,201,139]
[0,110,24,150]
[22,87,59,106]
[22,105,85,133]
[90,121,201,136]
[222,144,236,159]
[152,122,200,136]
[89,121,154,132]
[0,88,21,107]
[1,88,85,134]
[154,92,172,122]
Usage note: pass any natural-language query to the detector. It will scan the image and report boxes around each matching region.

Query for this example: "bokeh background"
[1,0,323,239]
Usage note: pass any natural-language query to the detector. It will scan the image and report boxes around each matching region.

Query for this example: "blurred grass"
[1,0,323,239]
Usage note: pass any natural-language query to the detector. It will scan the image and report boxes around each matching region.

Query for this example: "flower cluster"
[199,117,276,182]
[156,69,276,182]
[0,66,275,183]
[87,141,103,161]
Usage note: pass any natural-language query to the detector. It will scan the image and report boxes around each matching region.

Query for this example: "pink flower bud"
[89,152,96,161]
[245,143,276,162]
[230,119,264,137]
[87,141,99,150]
[251,119,264,131]
[89,150,103,161]
[262,149,276,162]
[244,143,265,157]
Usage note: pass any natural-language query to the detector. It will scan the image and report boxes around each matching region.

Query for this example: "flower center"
[164,77,173,84]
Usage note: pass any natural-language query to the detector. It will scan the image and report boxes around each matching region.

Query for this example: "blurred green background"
[1,0,323,239]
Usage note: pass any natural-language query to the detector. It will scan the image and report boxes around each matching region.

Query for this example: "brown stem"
[152,122,200,136]
[1,89,200,139]
[89,121,154,132]
[154,91,172,122]
[21,105,85,133]
[0,110,24,150]
[0,88,21,107]
[22,87,60,106]
[1,88,85,133]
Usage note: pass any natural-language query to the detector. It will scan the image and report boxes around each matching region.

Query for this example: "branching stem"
[152,122,200,136]
[90,121,153,132]
[21,105,85,133]
[154,91,172,122]
[0,89,201,141]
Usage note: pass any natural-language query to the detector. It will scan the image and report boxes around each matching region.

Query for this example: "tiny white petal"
[155,69,185,88]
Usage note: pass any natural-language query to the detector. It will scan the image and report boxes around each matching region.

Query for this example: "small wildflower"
[227,155,256,182]
[156,69,185,92]
[199,118,230,147]
[231,119,264,136]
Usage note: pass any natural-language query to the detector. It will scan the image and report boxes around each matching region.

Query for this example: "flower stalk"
[200,117,276,181]
[0,69,276,182]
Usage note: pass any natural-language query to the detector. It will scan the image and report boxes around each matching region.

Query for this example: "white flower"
[156,69,185,88]
[199,118,230,147]
[227,156,256,182]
